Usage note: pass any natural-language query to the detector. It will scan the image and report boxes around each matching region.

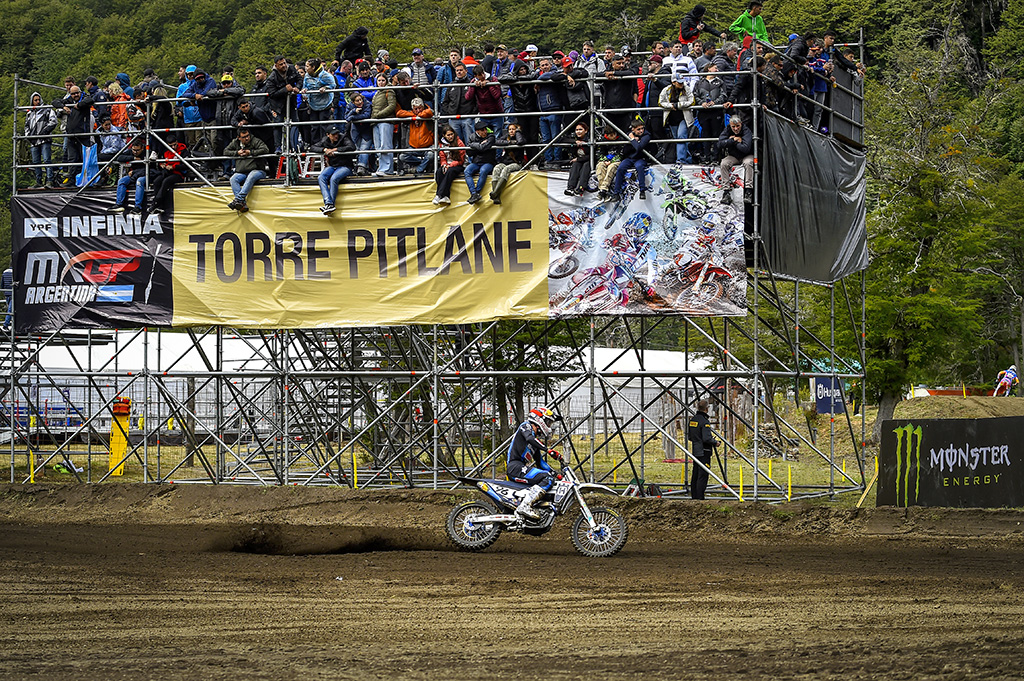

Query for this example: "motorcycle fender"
[577,483,620,496]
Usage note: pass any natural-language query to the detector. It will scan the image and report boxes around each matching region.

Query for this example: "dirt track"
[2,485,1024,680]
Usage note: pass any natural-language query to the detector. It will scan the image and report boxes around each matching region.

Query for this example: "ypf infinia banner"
[878,417,1024,508]
[11,194,173,333]
[11,167,747,331]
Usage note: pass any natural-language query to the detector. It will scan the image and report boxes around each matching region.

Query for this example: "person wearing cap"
[489,44,514,81]
[659,70,695,164]
[687,399,718,500]
[550,56,591,112]
[302,57,337,142]
[209,72,245,179]
[225,127,270,212]
[404,48,437,89]
[312,125,355,214]
[464,119,496,203]
[336,27,371,67]
[729,1,769,43]
[612,118,652,199]
[175,66,199,145]
[679,4,727,45]
[53,85,94,184]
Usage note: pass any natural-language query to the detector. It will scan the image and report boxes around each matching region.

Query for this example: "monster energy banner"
[10,167,746,332]
[878,418,1024,508]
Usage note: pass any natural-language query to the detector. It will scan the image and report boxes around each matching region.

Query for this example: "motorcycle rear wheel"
[570,507,628,558]
[446,501,502,551]
[549,256,579,279]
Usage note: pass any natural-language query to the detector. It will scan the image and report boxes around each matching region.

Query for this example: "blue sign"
[814,378,846,414]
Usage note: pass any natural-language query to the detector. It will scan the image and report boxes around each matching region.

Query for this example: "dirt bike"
[446,452,628,558]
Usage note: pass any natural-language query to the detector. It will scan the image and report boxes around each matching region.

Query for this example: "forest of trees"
[1,0,1023,429]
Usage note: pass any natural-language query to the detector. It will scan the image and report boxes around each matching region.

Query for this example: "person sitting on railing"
[717,113,753,205]
[370,73,398,176]
[464,119,496,204]
[302,58,336,143]
[465,65,503,132]
[659,72,694,165]
[266,56,301,152]
[346,93,374,176]
[433,125,465,206]
[612,118,652,200]
[24,92,58,188]
[729,1,769,43]
[312,125,355,215]
[595,130,623,200]
[150,141,188,215]
[442,62,477,147]
[693,63,727,164]
[231,97,274,153]
[565,122,591,196]
[225,128,270,212]
[679,4,728,45]
[52,85,93,186]
[396,97,434,174]
[108,139,156,214]
[490,121,526,205]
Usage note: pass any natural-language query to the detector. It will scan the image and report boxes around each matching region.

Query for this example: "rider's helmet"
[624,212,653,241]
[527,407,555,436]
[700,212,721,235]
[1012,365,1017,373]
[664,165,687,191]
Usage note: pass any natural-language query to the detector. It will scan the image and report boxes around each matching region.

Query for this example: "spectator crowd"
[20,2,864,213]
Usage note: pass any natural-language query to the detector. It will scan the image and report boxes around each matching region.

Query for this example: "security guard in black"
[687,399,717,500]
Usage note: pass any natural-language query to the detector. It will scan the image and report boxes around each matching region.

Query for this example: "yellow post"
[29,450,34,483]
[109,398,130,476]
[875,456,878,475]
[167,416,174,430]
[613,468,617,484]
[843,459,846,475]
[739,465,743,501]
[681,461,685,485]
[352,451,358,488]
[787,465,792,501]
[962,382,967,398]
[768,459,773,480]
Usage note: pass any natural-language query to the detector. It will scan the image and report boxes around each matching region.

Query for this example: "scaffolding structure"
[4,41,867,499]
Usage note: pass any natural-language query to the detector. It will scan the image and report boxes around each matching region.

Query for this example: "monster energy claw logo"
[893,424,923,506]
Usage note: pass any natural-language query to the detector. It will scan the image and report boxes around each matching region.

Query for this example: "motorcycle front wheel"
[446,501,502,551]
[570,507,628,558]
[549,256,579,279]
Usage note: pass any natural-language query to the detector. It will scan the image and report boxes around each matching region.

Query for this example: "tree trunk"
[872,391,901,444]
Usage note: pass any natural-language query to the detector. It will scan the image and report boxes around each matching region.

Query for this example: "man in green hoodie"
[729,1,769,43]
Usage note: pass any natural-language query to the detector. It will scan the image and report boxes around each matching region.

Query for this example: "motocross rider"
[995,364,1019,396]
[507,407,558,520]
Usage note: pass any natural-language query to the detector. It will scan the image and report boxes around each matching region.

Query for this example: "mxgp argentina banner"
[11,194,173,333]
[878,418,1024,508]
[11,167,746,331]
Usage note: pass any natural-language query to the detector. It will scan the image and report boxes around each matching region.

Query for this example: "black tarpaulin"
[760,114,867,283]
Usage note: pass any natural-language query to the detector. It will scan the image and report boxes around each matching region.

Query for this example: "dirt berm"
[2,484,1023,680]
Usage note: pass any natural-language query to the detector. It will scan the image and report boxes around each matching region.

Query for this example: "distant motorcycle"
[446,451,629,558]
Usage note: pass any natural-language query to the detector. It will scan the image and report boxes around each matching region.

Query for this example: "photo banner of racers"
[10,167,747,332]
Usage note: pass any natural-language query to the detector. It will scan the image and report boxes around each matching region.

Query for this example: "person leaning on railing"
[370,73,398,176]
[24,92,58,188]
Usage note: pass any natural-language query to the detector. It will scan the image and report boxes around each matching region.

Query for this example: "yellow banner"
[171,175,550,327]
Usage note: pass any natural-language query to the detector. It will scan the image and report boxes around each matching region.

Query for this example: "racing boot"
[515,484,545,520]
